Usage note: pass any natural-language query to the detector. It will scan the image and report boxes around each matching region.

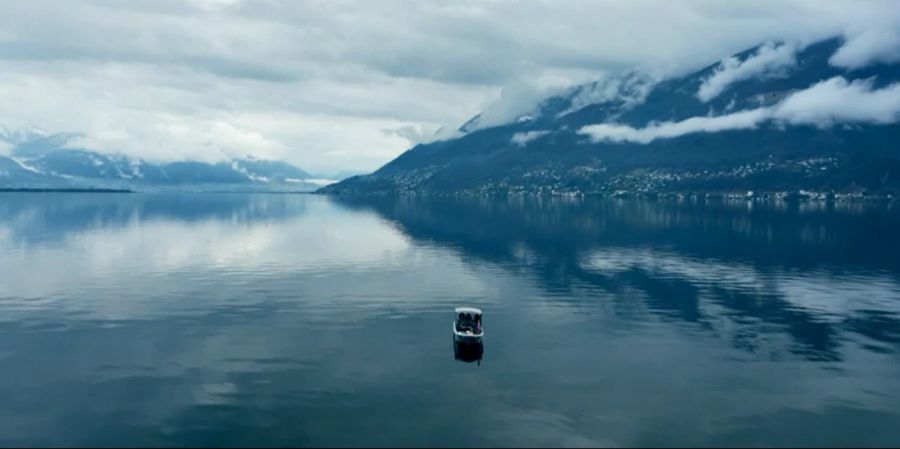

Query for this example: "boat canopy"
[455,307,482,316]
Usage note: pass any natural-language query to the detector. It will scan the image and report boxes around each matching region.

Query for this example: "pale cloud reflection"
[0,195,496,321]
[582,248,900,320]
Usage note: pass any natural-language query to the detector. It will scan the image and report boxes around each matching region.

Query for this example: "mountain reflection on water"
[337,195,900,363]
[0,192,898,447]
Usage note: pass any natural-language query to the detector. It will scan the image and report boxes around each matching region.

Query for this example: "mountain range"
[0,131,326,192]
[321,37,900,197]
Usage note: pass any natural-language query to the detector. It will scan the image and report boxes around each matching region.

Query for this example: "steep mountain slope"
[322,38,900,196]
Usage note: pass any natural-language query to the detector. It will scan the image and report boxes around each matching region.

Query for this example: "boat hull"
[454,340,484,363]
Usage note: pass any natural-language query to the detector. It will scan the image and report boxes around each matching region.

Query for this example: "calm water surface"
[0,193,899,447]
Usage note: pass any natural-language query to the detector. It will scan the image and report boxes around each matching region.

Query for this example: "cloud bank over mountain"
[829,28,900,69]
[580,77,900,144]
[1,1,899,172]
[697,42,799,102]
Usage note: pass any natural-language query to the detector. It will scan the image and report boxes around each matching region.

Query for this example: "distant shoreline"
[319,189,898,203]
[0,188,134,193]
[0,188,323,194]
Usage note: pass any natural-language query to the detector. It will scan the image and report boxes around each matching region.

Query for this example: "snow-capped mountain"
[0,132,322,192]
[322,37,900,196]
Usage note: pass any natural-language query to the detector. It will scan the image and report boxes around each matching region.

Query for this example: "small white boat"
[453,307,483,343]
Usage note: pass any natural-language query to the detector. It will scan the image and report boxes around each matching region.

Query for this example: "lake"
[0,193,899,447]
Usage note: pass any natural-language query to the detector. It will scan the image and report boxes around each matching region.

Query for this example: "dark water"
[1,193,899,447]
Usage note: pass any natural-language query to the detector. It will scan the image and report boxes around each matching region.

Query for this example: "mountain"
[0,133,324,192]
[321,38,900,197]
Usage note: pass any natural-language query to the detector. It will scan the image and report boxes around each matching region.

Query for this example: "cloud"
[468,79,573,131]
[830,28,900,69]
[775,76,900,125]
[580,77,900,143]
[0,1,899,172]
[383,125,440,145]
[511,131,551,148]
[562,70,658,117]
[383,124,463,146]
[188,0,243,12]
[697,42,799,102]
[579,109,769,144]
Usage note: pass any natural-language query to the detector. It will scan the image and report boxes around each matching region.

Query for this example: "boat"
[453,307,483,343]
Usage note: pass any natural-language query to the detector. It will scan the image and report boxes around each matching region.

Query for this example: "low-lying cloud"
[697,42,799,102]
[829,27,900,69]
[579,109,768,144]
[580,77,900,144]
[562,71,658,117]
[776,76,900,125]
[511,131,551,147]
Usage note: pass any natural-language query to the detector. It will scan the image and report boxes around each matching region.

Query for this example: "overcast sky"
[0,0,898,174]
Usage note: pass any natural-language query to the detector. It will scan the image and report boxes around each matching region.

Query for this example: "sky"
[0,0,899,174]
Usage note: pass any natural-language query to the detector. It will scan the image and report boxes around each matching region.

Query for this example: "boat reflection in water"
[453,340,484,365]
